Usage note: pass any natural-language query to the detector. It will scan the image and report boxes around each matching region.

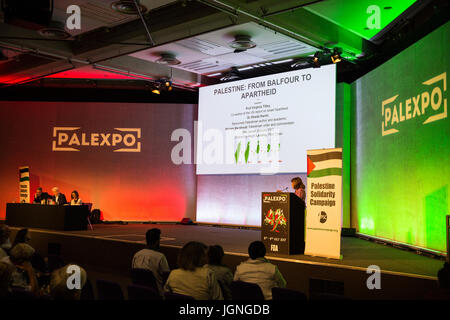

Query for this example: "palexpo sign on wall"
[381,72,447,136]
[52,127,141,152]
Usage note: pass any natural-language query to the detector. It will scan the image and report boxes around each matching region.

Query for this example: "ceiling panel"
[177,38,231,56]
[178,57,234,73]
[52,0,178,36]
[129,22,317,75]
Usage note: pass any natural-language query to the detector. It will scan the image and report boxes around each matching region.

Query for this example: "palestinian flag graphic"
[19,166,30,203]
[307,149,342,178]
[19,167,30,182]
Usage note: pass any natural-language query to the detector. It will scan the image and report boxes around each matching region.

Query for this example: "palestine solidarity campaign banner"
[19,166,30,204]
[305,148,342,259]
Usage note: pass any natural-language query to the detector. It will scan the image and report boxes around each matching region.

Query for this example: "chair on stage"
[84,203,93,231]
[231,281,265,300]
[272,287,307,300]
[127,284,162,300]
[86,218,93,231]
[130,268,159,292]
[164,291,195,300]
[96,279,124,300]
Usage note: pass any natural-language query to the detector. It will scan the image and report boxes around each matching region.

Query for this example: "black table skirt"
[6,203,89,231]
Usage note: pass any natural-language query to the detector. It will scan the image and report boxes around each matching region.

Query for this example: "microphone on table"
[277,187,288,192]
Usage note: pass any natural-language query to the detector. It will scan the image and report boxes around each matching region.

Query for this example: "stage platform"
[8,223,445,299]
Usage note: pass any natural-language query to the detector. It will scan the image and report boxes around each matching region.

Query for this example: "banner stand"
[304,148,343,259]
[19,166,30,203]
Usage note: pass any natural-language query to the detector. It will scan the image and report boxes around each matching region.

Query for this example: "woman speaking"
[291,177,306,202]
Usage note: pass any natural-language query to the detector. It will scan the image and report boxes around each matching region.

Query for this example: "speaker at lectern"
[261,192,305,255]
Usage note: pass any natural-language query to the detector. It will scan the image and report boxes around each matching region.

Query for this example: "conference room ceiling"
[0,0,447,90]
[51,0,179,36]
[129,22,316,76]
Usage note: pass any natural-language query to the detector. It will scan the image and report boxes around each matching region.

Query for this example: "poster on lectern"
[304,148,342,259]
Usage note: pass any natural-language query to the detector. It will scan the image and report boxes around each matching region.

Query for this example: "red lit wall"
[0,101,196,221]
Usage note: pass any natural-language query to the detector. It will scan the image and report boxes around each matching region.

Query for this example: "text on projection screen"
[197,64,336,175]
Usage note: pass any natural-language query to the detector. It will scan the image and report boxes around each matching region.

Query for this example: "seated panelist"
[70,190,83,206]
[33,187,50,204]
[51,187,67,205]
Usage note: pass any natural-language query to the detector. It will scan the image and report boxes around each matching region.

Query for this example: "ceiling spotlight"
[291,52,323,69]
[151,79,174,94]
[331,48,342,64]
[331,54,341,63]
[38,21,71,40]
[220,67,241,81]
[111,0,147,15]
[229,35,256,53]
[290,58,310,69]
[161,79,173,91]
[152,85,161,95]
[155,53,181,65]
[311,51,321,68]
[150,81,162,95]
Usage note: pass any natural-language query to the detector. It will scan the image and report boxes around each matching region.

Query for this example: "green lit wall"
[351,22,449,252]
[336,82,351,228]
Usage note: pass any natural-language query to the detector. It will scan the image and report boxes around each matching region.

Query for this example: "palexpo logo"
[263,194,287,203]
[52,127,141,152]
[382,72,447,136]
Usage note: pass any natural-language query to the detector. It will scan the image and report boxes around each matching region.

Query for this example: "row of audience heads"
[1,225,86,298]
[145,228,267,271]
[1,226,265,299]
[2,225,449,300]
[0,245,87,295]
